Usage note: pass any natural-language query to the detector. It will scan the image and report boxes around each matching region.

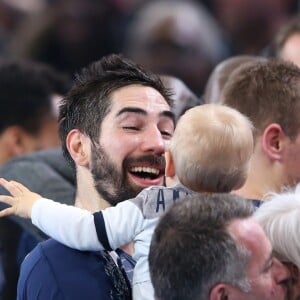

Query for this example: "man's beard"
[90,143,165,206]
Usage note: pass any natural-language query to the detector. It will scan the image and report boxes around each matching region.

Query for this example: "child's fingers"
[0,195,15,206]
[9,180,31,194]
[0,178,17,194]
[0,207,16,218]
[0,178,28,196]
[3,181,21,196]
[0,178,41,219]
[0,178,9,189]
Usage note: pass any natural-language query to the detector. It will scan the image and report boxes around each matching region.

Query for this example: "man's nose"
[140,127,166,154]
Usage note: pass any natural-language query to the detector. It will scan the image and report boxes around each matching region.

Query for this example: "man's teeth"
[130,167,160,175]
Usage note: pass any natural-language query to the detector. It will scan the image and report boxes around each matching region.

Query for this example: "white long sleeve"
[31,198,103,251]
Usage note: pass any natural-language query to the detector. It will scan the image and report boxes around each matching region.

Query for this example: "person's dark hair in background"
[0,59,70,163]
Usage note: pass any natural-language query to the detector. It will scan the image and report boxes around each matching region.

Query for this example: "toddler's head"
[168,104,253,192]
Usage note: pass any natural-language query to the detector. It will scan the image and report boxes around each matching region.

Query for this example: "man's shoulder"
[19,239,85,281]
[21,239,113,273]
[18,239,131,300]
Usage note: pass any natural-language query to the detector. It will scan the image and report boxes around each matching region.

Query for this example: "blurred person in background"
[211,0,297,55]
[160,75,202,122]
[6,0,123,75]
[124,0,228,96]
[0,0,59,55]
[0,59,70,163]
[221,60,300,202]
[0,59,70,300]
[272,16,300,68]
[203,55,268,104]
[0,0,31,55]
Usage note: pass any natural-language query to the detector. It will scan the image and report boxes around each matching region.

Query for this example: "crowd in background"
[0,0,300,299]
[0,0,298,95]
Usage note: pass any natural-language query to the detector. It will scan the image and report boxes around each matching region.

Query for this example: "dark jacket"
[0,148,76,300]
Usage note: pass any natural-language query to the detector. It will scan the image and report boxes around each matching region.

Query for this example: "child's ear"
[66,129,90,167]
[165,151,176,177]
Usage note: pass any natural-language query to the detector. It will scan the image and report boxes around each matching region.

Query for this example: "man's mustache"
[124,155,166,170]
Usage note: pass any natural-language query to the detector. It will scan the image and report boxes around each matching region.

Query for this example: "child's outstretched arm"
[0,178,144,253]
[0,178,102,251]
[0,178,42,218]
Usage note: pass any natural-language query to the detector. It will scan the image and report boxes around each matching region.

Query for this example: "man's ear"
[165,151,176,177]
[261,123,285,161]
[66,129,90,167]
[210,284,230,300]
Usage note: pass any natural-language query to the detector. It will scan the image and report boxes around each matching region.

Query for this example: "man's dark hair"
[221,59,300,139]
[58,54,173,165]
[0,59,70,135]
[149,193,254,300]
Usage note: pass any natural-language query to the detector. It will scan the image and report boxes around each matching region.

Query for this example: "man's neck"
[233,180,267,200]
[233,149,284,200]
[74,167,134,255]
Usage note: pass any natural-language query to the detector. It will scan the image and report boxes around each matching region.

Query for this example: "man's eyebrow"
[116,107,175,124]
[116,107,147,117]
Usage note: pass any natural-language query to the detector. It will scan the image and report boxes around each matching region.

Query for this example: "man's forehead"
[229,217,273,263]
[229,218,269,247]
[110,84,169,106]
[109,84,172,117]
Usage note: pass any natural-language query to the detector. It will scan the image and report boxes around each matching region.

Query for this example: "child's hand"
[0,178,42,219]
